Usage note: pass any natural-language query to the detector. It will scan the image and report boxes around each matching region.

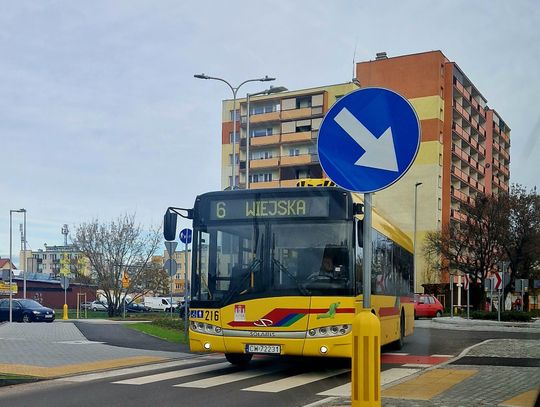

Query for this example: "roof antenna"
[352,39,360,87]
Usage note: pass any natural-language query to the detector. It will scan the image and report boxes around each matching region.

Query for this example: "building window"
[250,173,273,183]
[228,154,239,165]
[296,96,311,109]
[229,132,239,143]
[251,103,279,115]
[250,127,273,138]
[288,148,300,156]
[228,176,240,187]
[229,109,240,121]
[251,151,273,160]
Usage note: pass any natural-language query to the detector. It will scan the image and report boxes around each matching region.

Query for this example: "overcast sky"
[1,1,539,265]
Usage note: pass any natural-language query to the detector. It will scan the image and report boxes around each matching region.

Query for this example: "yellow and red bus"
[164,184,414,365]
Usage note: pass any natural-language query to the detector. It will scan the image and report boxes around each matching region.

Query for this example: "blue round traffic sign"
[318,87,420,193]
[179,228,192,244]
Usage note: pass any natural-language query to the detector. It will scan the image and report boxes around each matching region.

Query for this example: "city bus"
[164,183,414,365]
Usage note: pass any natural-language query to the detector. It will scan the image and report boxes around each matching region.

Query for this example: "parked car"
[414,294,444,318]
[144,297,177,312]
[90,300,108,312]
[80,302,93,310]
[126,302,149,313]
[0,298,55,323]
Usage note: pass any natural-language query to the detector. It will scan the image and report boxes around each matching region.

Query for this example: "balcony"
[248,111,281,124]
[451,187,472,205]
[280,154,314,166]
[250,134,281,146]
[280,179,301,187]
[281,131,312,143]
[250,157,280,169]
[451,208,468,223]
[250,181,280,189]
[280,107,320,121]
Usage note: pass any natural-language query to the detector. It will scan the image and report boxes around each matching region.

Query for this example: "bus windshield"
[191,220,354,306]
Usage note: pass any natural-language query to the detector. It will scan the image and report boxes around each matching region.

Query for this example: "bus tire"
[225,353,253,366]
[393,311,405,350]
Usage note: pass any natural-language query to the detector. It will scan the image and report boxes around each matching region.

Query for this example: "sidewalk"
[320,319,540,407]
[0,321,192,378]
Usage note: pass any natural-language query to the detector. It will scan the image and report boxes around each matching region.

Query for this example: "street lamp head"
[194,73,210,79]
[415,182,423,187]
[260,76,276,82]
[267,86,288,94]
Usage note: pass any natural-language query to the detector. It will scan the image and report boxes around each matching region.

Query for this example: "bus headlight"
[306,324,352,338]
[190,321,223,336]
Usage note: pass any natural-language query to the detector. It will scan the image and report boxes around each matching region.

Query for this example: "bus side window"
[355,218,363,294]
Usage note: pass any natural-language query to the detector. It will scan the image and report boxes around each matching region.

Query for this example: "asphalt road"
[74,321,189,353]
[1,326,537,407]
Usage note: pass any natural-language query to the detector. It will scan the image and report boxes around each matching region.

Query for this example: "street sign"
[165,241,178,257]
[494,272,503,290]
[122,271,129,288]
[60,276,70,290]
[164,259,177,278]
[516,279,528,292]
[318,87,420,193]
[179,228,192,244]
[463,274,470,291]
[485,278,493,291]
[0,281,17,295]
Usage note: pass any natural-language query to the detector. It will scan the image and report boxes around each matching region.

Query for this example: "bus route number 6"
[216,202,226,219]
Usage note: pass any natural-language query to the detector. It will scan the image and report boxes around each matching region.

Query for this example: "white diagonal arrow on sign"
[334,107,399,172]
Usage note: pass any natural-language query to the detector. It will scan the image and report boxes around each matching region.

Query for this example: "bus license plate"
[245,344,281,354]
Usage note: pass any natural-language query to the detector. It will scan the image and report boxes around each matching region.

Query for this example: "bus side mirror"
[357,221,363,248]
[164,210,178,241]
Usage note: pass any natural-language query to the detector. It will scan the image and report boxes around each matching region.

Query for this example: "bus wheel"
[393,312,405,350]
[225,353,253,366]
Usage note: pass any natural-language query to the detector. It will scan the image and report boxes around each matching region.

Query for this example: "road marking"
[317,368,420,397]
[113,362,230,385]
[57,359,201,383]
[499,389,540,407]
[382,352,409,356]
[402,363,432,368]
[0,356,166,378]
[430,354,453,358]
[243,369,348,393]
[381,354,449,365]
[175,366,282,388]
[382,369,477,400]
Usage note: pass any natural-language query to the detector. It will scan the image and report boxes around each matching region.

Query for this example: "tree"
[424,193,508,307]
[498,184,540,299]
[73,214,164,316]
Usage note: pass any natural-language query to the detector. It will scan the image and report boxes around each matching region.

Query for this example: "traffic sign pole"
[363,193,373,310]
[466,276,470,320]
[318,88,421,407]
[184,240,189,340]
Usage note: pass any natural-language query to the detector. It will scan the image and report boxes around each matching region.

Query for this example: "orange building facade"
[356,51,510,290]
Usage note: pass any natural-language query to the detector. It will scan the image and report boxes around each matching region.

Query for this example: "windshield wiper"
[272,258,310,295]
[222,258,262,305]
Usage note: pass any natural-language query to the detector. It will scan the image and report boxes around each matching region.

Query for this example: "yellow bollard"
[352,305,381,407]
[62,304,69,320]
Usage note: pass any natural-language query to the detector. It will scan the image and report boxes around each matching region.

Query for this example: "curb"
[433,317,540,329]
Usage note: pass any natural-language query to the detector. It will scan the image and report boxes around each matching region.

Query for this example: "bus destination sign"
[209,197,330,220]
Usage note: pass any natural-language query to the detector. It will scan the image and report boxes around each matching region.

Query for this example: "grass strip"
[125,322,187,344]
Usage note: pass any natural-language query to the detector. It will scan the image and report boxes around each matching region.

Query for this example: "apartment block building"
[220,83,359,189]
[219,51,510,292]
[355,51,510,290]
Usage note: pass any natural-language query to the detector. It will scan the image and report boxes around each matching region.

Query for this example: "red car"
[414,294,444,318]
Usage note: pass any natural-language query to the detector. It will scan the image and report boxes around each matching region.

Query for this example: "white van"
[144,297,177,312]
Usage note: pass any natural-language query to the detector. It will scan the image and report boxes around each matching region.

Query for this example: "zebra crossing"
[58,351,450,399]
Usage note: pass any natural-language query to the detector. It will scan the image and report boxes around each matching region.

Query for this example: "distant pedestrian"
[514,296,522,311]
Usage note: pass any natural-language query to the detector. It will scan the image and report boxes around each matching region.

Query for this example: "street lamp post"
[194,73,275,189]
[9,208,25,322]
[246,86,288,189]
[413,183,422,293]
